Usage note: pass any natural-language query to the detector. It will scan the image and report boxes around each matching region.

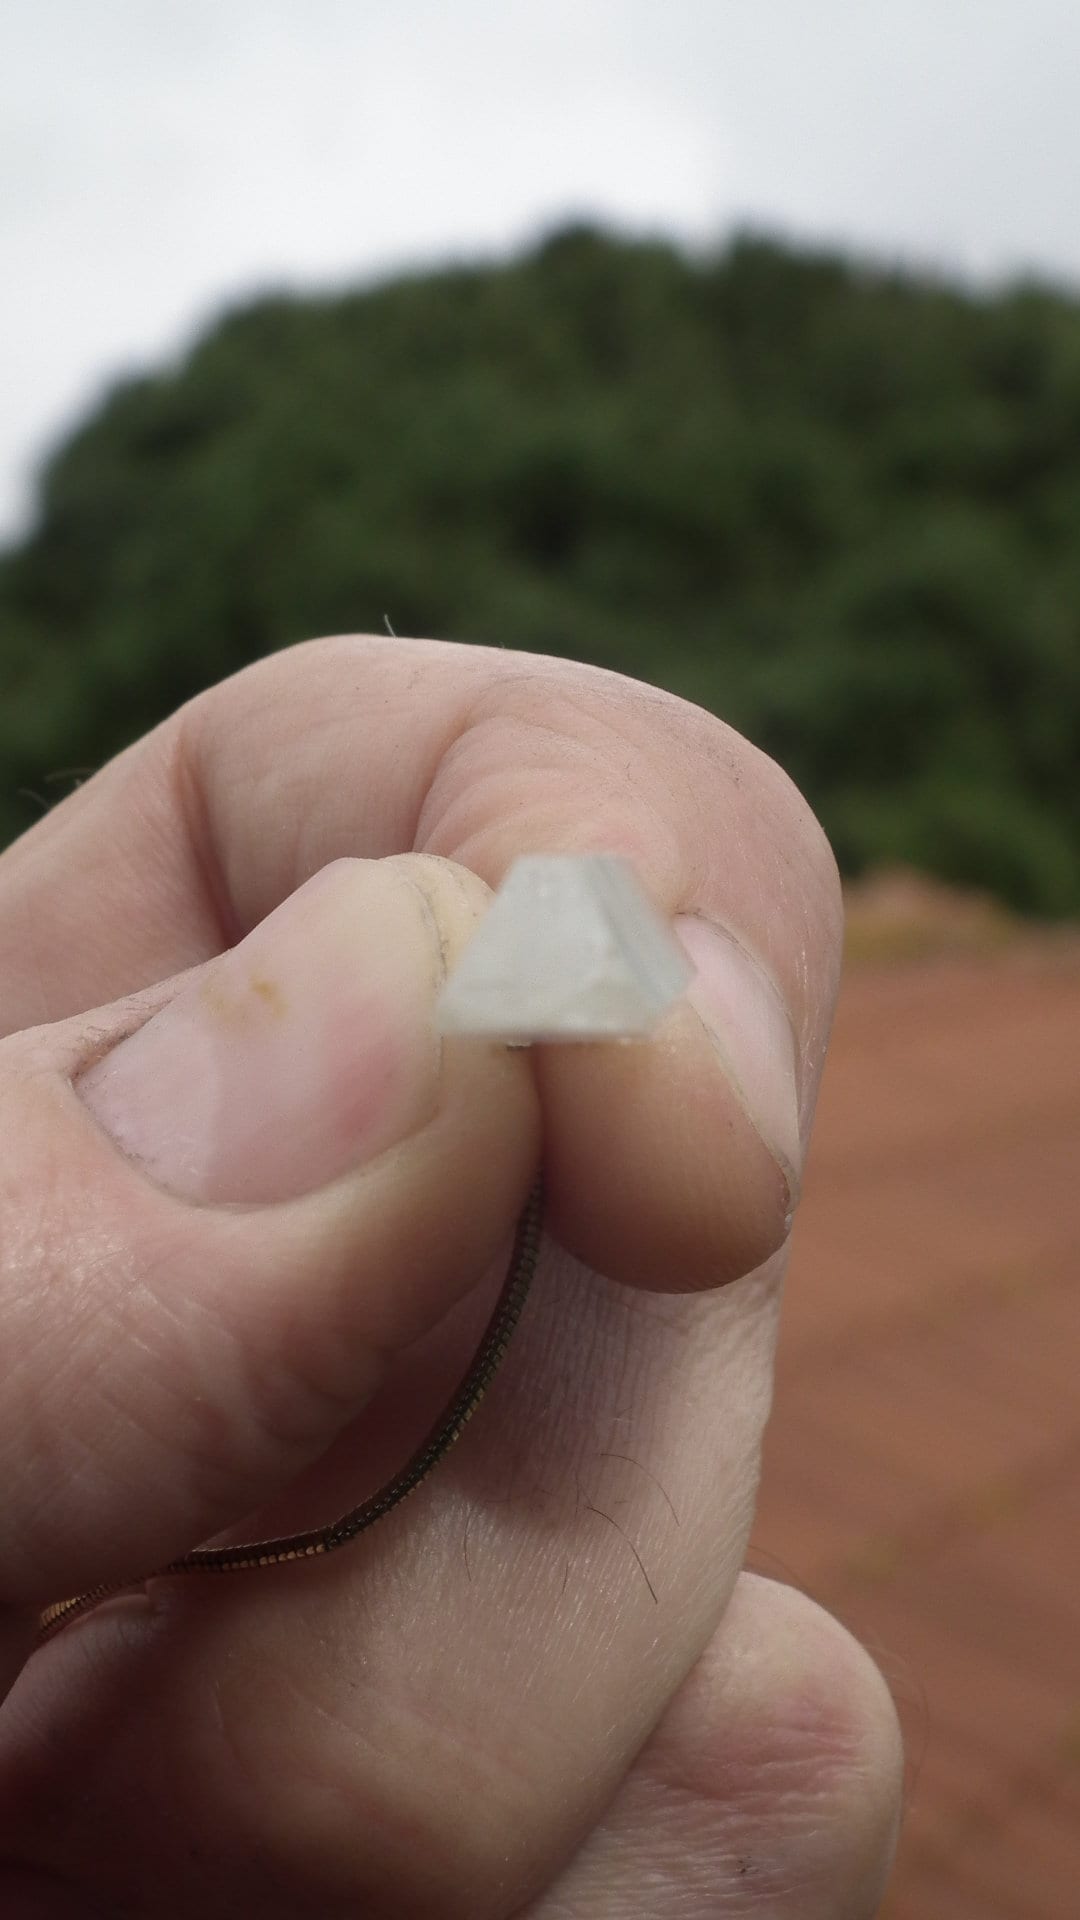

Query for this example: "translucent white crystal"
[436,854,693,1042]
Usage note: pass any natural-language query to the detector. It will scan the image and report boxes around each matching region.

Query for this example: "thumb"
[0,856,539,1626]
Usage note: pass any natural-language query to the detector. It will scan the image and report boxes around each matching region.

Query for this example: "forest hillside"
[2,226,1078,912]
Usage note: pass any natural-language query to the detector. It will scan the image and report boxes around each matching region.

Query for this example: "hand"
[0,638,901,1918]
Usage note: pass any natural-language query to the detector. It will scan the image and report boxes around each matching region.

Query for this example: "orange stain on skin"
[250,973,287,1018]
[199,972,288,1026]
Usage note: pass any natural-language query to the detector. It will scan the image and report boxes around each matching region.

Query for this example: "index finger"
[0,635,842,1287]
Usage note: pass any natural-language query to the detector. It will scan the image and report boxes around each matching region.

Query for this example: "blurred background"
[2,3,1078,1910]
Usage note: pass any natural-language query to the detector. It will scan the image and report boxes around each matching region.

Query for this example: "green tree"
[2,225,1078,911]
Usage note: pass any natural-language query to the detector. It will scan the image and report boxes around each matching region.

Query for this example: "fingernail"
[78,860,445,1204]
[675,916,803,1201]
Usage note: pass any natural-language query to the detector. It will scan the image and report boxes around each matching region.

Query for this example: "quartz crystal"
[436,854,693,1043]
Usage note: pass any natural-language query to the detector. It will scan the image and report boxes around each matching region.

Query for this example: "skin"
[0,637,903,1918]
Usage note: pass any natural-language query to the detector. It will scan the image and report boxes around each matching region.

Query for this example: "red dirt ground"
[749,897,1080,1918]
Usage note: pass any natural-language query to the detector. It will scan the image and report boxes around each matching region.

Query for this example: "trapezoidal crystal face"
[435,854,693,1043]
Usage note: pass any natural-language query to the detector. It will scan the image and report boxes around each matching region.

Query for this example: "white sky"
[3,0,1079,542]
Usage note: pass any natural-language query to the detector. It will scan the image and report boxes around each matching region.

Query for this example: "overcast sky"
[3,0,1079,540]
